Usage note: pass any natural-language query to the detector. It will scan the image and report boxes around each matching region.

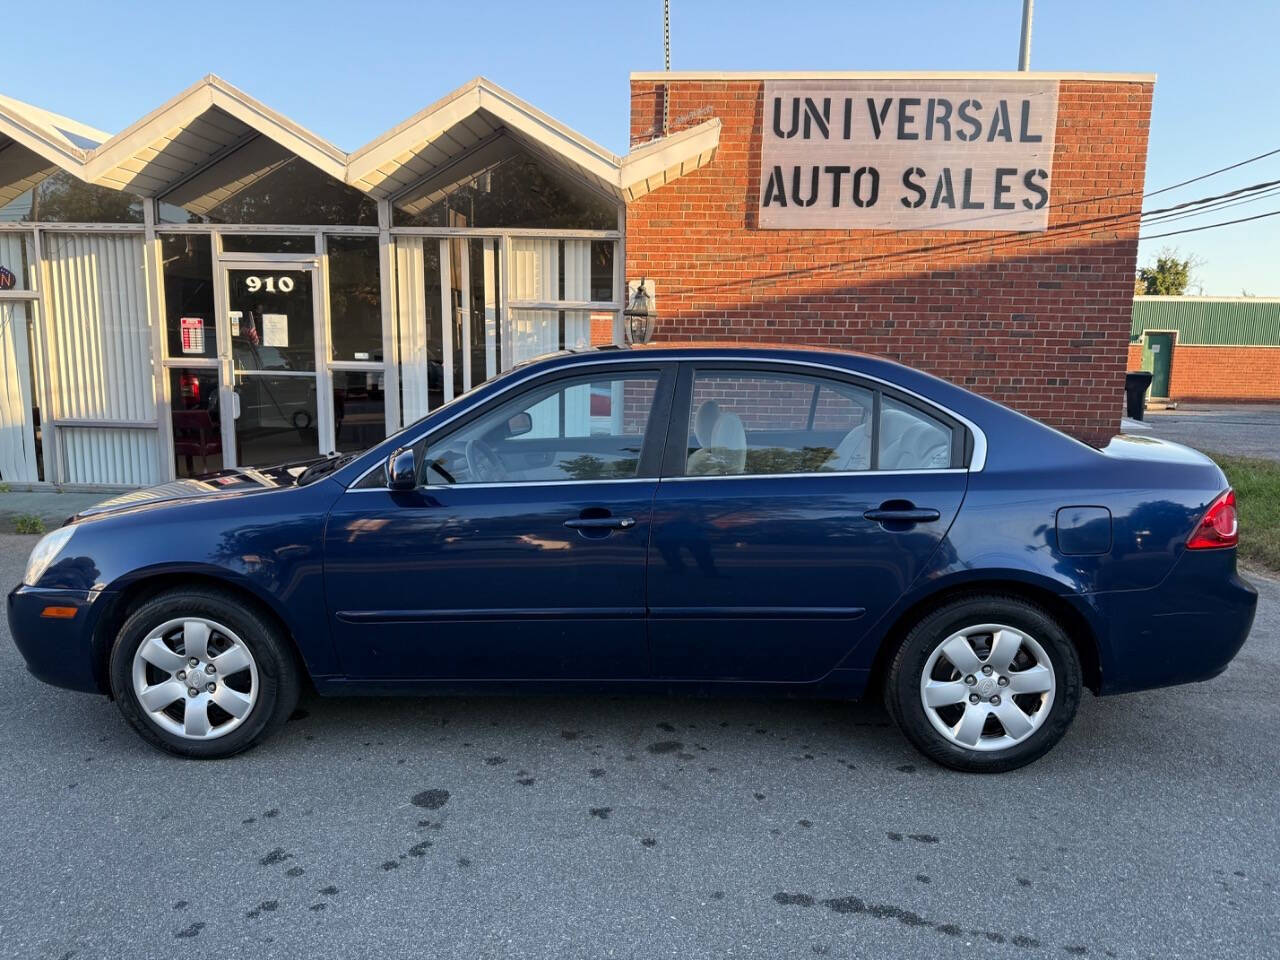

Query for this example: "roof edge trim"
[629,70,1157,82]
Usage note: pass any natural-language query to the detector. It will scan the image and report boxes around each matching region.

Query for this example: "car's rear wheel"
[108,587,299,759]
[884,594,1082,773]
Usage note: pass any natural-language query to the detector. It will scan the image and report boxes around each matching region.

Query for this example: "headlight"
[24,525,77,587]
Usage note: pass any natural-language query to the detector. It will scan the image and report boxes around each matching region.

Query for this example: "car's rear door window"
[678,367,960,476]
[683,371,874,476]
[878,395,955,470]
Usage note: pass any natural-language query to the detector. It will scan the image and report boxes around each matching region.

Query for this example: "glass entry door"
[222,263,324,468]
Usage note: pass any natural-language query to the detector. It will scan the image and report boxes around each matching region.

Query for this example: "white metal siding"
[59,427,158,486]
[42,232,160,484]
[0,302,38,481]
[393,237,432,423]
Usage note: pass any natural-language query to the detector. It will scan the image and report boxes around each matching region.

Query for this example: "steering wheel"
[465,438,505,482]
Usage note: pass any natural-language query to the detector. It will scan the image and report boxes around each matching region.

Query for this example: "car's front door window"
[423,373,661,484]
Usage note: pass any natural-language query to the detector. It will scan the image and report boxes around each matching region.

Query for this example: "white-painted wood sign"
[758,78,1059,231]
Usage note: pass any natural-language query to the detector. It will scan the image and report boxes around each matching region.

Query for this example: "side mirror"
[506,411,533,438]
[386,447,417,491]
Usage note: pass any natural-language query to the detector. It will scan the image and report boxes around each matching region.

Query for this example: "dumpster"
[1125,371,1154,420]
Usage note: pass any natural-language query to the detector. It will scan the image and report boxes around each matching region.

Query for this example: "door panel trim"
[649,607,866,619]
[337,606,645,623]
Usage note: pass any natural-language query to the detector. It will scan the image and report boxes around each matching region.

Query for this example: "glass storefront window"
[334,370,386,452]
[392,147,617,229]
[234,373,318,467]
[169,368,223,477]
[328,236,382,362]
[159,156,376,226]
[222,235,316,255]
[423,242,445,410]
[0,170,143,223]
[228,268,315,372]
[160,234,216,359]
[468,238,499,387]
[0,233,34,287]
[447,238,465,398]
[590,241,614,303]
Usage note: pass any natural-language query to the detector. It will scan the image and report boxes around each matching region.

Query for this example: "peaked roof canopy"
[0,75,719,212]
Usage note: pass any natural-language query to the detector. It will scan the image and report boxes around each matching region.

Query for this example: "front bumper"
[7,584,109,694]
[1090,549,1258,696]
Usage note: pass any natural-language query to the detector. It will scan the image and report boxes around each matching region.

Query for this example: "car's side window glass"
[685,371,874,476]
[422,373,660,484]
[878,395,954,470]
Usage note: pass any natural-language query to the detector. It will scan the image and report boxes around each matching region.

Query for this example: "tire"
[883,594,1082,773]
[108,586,300,759]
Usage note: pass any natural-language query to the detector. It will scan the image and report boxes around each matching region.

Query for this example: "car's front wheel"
[108,587,300,758]
[884,594,1082,773]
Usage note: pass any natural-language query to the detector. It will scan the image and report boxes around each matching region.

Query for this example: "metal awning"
[0,92,112,205]
[0,75,720,213]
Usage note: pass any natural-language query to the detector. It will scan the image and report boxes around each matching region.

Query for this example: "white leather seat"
[879,409,951,469]
[823,421,871,471]
[692,400,722,448]
[687,411,747,475]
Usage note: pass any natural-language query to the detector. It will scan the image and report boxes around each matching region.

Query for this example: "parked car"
[7,346,1256,771]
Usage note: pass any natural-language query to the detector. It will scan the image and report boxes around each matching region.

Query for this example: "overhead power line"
[1145,146,1280,198]
[1142,184,1280,225]
[1142,178,1280,219]
[1139,207,1280,240]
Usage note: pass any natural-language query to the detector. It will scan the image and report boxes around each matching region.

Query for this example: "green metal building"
[1130,296,1280,400]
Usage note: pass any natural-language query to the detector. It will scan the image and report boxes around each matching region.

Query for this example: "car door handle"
[863,507,941,523]
[563,516,636,530]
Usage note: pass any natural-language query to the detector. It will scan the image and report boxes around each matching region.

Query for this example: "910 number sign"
[243,274,296,294]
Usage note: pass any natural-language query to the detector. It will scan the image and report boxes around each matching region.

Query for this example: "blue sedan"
[7,347,1256,771]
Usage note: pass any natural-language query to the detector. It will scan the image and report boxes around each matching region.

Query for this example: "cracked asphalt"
[0,532,1277,959]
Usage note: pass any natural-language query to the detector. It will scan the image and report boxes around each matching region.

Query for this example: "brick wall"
[1126,343,1280,401]
[627,76,1154,446]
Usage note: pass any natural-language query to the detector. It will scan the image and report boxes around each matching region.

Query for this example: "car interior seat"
[687,410,747,475]
[823,421,871,471]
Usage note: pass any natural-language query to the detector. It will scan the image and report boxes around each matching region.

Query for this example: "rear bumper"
[1090,549,1257,696]
[7,585,107,694]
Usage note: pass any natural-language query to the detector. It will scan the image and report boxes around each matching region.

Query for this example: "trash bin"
[1124,371,1154,421]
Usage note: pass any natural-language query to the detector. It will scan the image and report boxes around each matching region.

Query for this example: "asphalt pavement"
[1128,404,1280,461]
[0,533,1277,959]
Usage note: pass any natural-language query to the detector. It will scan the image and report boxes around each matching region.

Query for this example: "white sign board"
[262,313,289,348]
[759,79,1059,231]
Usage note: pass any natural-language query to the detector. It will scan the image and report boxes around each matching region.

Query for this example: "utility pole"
[662,0,671,135]
[1018,0,1034,71]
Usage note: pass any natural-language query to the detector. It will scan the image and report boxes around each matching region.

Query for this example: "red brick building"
[625,71,1155,446]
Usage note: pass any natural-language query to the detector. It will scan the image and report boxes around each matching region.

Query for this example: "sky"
[6,0,1278,294]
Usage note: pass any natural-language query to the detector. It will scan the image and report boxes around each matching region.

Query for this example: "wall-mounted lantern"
[624,278,656,344]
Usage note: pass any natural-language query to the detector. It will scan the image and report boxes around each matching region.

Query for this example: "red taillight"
[1187,489,1238,550]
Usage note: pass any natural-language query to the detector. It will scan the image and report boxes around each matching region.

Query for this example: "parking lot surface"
[1130,404,1280,461]
[1,532,1277,959]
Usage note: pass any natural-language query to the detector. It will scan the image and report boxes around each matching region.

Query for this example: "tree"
[1136,247,1202,296]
